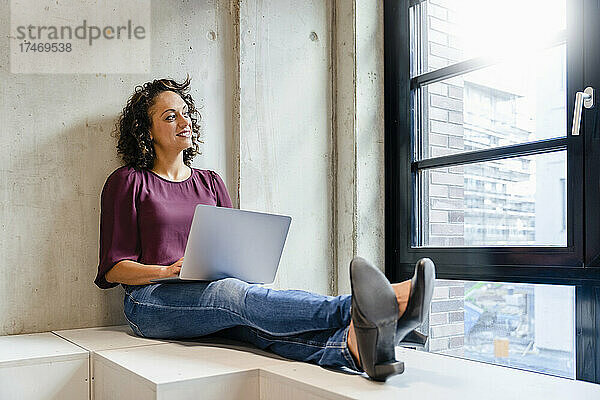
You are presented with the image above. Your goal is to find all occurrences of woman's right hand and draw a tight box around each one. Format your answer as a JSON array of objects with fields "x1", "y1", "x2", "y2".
[{"x1": 160, "y1": 257, "x2": 183, "y2": 278}]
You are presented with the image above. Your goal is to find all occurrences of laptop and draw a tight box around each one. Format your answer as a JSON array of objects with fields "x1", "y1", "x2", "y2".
[{"x1": 150, "y1": 204, "x2": 291, "y2": 284}]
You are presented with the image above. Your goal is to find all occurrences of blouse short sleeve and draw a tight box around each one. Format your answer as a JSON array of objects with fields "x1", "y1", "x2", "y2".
[
  {"x1": 210, "y1": 170, "x2": 233, "y2": 208},
  {"x1": 94, "y1": 167, "x2": 141, "y2": 289}
]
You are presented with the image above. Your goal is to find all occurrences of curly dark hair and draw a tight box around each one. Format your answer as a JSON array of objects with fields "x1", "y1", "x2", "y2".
[{"x1": 112, "y1": 75, "x2": 202, "y2": 169}]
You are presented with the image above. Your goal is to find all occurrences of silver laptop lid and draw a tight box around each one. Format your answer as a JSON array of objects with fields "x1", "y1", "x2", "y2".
[{"x1": 180, "y1": 205, "x2": 291, "y2": 283}]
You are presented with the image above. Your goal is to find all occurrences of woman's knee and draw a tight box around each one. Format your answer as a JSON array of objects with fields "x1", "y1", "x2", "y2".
[
  {"x1": 212, "y1": 277, "x2": 249, "y2": 292},
  {"x1": 204, "y1": 277, "x2": 250, "y2": 310}
]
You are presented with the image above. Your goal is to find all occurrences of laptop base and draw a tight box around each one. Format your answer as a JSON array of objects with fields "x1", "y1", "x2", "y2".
[{"x1": 149, "y1": 277, "x2": 211, "y2": 284}]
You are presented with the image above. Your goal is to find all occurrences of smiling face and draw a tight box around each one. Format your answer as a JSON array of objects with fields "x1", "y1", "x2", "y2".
[{"x1": 148, "y1": 90, "x2": 192, "y2": 157}]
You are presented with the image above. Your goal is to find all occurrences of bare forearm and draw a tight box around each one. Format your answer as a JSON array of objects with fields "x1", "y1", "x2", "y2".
[{"x1": 105, "y1": 260, "x2": 165, "y2": 285}]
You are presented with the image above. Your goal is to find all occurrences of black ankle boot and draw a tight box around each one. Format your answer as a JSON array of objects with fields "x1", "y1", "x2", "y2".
[
  {"x1": 350, "y1": 257, "x2": 404, "y2": 381},
  {"x1": 396, "y1": 258, "x2": 436, "y2": 345}
]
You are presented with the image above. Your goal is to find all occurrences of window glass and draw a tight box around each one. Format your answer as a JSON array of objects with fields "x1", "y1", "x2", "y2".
[
  {"x1": 418, "y1": 151, "x2": 567, "y2": 247},
  {"x1": 423, "y1": 279, "x2": 575, "y2": 379},
  {"x1": 411, "y1": 0, "x2": 566, "y2": 75},
  {"x1": 415, "y1": 44, "x2": 566, "y2": 160}
]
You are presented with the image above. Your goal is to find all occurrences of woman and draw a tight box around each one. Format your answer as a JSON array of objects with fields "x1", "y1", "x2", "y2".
[{"x1": 94, "y1": 76, "x2": 435, "y2": 381}]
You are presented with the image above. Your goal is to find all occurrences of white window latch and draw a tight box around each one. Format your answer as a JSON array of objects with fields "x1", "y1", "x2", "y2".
[{"x1": 571, "y1": 86, "x2": 594, "y2": 136}]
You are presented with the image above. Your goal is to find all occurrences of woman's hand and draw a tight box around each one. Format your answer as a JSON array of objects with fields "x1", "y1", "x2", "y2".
[{"x1": 160, "y1": 257, "x2": 183, "y2": 278}]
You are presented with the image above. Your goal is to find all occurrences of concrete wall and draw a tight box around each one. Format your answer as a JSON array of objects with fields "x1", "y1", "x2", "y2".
[
  {"x1": 0, "y1": 0, "x2": 386, "y2": 335},
  {"x1": 238, "y1": 0, "x2": 385, "y2": 295},
  {"x1": 0, "y1": 0, "x2": 237, "y2": 334},
  {"x1": 239, "y1": 0, "x2": 335, "y2": 294},
  {"x1": 335, "y1": 0, "x2": 386, "y2": 295}
]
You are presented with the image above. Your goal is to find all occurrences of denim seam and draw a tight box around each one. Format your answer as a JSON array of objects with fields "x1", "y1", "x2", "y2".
[
  {"x1": 253, "y1": 328, "x2": 346, "y2": 350},
  {"x1": 342, "y1": 346, "x2": 361, "y2": 372},
  {"x1": 123, "y1": 310, "x2": 145, "y2": 338},
  {"x1": 125, "y1": 292, "x2": 329, "y2": 338},
  {"x1": 254, "y1": 329, "x2": 327, "y2": 349},
  {"x1": 256, "y1": 330, "x2": 327, "y2": 348},
  {"x1": 253, "y1": 327, "x2": 358, "y2": 370},
  {"x1": 341, "y1": 325, "x2": 362, "y2": 372}
]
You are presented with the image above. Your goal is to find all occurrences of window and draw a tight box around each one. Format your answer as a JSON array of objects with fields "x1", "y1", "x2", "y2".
[
  {"x1": 426, "y1": 279, "x2": 575, "y2": 378},
  {"x1": 385, "y1": 0, "x2": 600, "y2": 383}
]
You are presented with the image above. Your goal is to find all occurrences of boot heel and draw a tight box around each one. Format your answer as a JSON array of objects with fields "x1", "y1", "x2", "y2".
[
  {"x1": 398, "y1": 330, "x2": 428, "y2": 348},
  {"x1": 375, "y1": 360, "x2": 405, "y2": 377},
  {"x1": 355, "y1": 324, "x2": 402, "y2": 381}
]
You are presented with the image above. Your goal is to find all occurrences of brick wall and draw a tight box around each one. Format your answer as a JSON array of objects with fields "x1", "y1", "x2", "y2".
[
  {"x1": 416, "y1": 0, "x2": 468, "y2": 356},
  {"x1": 422, "y1": 0, "x2": 465, "y2": 248},
  {"x1": 428, "y1": 280, "x2": 465, "y2": 356}
]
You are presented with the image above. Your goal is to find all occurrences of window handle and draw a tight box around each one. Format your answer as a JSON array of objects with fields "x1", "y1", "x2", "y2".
[{"x1": 571, "y1": 86, "x2": 594, "y2": 136}]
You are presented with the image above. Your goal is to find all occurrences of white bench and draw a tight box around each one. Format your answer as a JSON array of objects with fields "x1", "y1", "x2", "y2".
[
  {"x1": 0, "y1": 332, "x2": 89, "y2": 399},
  {"x1": 1, "y1": 325, "x2": 599, "y2": 399}
]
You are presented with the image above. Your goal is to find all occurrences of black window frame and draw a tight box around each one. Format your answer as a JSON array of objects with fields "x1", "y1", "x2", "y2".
[{"x1": 384, "y1": 0, "x2": 600, "y2": 383}]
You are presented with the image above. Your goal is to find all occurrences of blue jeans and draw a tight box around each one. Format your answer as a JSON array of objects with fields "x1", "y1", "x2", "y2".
[{"x1": 122, "y1": 278, "x2": 360, "y2": 371}]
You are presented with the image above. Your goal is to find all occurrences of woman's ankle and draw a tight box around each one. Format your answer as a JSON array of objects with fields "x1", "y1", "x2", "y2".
[
  {"x1": 347, "y1": 321, "x2": 361, "y2": 368},
  {"x1": 392, "y1": 280, "x2": 412, "y2": 317}
]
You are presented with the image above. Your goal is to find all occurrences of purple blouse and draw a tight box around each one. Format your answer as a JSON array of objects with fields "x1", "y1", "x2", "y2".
[{"x1": 94, "y1": 166, "x2": 233, "y2": 289}]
